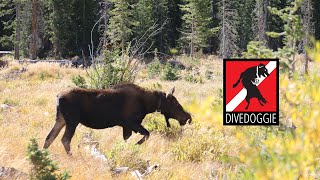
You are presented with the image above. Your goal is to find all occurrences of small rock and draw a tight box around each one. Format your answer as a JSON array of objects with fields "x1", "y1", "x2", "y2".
[
  {"x1": 0, "y1": 104, "x2": 10, "y2": 109},
  {"x1": 168, "y1": 60, "x2": 186, "y2": 70},
  {"x1": 131, "y1": 170, "x2": 143, "y2": 180},
  {"x1": 113, "y1": 167, "x2": 130, "y2": 175}
]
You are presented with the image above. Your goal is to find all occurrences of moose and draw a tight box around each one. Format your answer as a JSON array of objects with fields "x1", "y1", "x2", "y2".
[
  {"x1": 43, "y1": 83, "x2": 192, "y2": 155},
  {"x1": 233, "y1": 63, "x2": 269, "y2": 109}
]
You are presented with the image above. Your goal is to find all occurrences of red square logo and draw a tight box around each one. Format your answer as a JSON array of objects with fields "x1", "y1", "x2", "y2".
[{"x1": 223, "y1": 59, "x2": 279, "y2": 125}]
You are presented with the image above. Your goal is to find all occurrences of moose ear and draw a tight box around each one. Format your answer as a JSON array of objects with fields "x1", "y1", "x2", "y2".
[
  {"x1": 258, "y1": 63, "x2": 264, "y2": 68},
  {"x1": 166, "y1": 86, "x2": 175, "y2": 98}
]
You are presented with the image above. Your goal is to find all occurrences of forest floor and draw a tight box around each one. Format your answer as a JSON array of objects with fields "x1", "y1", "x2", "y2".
[{"x1": 0, "y1": 55, "x2": 318, "y2": 179}]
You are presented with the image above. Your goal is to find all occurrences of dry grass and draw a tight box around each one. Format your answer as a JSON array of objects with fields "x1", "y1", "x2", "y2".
[{"x1": 0, "y1": 56, "x2": 240, "y2": 179}]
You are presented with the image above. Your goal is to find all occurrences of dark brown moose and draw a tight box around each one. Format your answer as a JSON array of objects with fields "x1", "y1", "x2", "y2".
[{"x1": 43, "y1": 83, "x2": 192, "y2": 155}]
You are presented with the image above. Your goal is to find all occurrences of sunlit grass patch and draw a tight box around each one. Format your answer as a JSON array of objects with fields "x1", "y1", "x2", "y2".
[
  {"x1": 2, "y1": 97, "x2": 19, "y2": 106},
  {"x1": 23, "y1": 62, "x2": 81, "y2": 81},
  {"x1": 105, "y1": 140, "x2": 148, "y2": 172},
  {"x1": 170, "y1": 129, "x2": 228, "y2": 162},
  {"x1": 34, "y1": 97, "x2": 49, "y2": 107}
]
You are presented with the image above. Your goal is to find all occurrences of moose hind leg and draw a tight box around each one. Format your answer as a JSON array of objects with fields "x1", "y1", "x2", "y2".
[
  {"x1": 43, "y1": 109, "x2": 66, "y2": 149},
  {"x1": 61, "y1": 124, "x2": 77, "y2": 155}
]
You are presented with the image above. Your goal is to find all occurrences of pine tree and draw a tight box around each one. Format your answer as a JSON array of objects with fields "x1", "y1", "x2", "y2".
[
  {"x1": 151, "y1": 0, "x2": 169, "y2": 53},
  {"x1": 31, "y1": 0, "x2": 38, "y2": 60},
  {"x1": 314, "y1": 0, "x2": 320, "y2": 40},
  {"x1": 0, "y1": 0, "x2": 16, "y2": 50},
  {"x1": 266, "y1": 0, "x2": 286, "y2": 50},
  {"x1": 179, "y1": 0, "x2": 217, "y2": 57},
  {"x1": 134, "y1": 0, "x2": 154, "y2": 39},
  {"x1": 252, "y1": 0, "x2": 268, "y2": 45},
  {"x1": 14, "y1": 0, "x2": 20, "y2": 59},
  {"x1": 107, "y1": 0, "x2": 137, "y2": 55},
  {"x1": 218, "y1": 0, "x2": 239, "y2": 58},
  {"x1": 267, "y1": 0, "x2": 305, "y2": 78},
  {"x1": 132, "y1": 0, "x2": 156, "y2": 55},
  {"x1": 167, "y1": 0, "x2": 183, "y2": 50},
  {"x1": 237, "y1": 0, "x2": 255, "y2": 50}
]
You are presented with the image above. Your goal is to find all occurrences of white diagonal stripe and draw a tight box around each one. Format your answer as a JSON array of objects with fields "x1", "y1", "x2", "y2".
[{"x1": 226, "y1": 61, "x2": 277, "y2": 112}]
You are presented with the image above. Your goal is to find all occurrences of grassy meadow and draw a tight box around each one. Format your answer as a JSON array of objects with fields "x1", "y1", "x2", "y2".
[{"x1": 1, "y1": 54, "x2": 320, "y2": 179}]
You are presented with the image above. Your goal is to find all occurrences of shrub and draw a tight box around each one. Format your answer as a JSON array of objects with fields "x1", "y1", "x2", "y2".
[
  {"x1": 184, "y1": 72, "x2": 203, "y2": 83},
  {"x1": 242, "y1": 41, "x2": 275, "y2": 59},
  {"x1": 87, "y1": 48, "x2": 138, "y2": 89},
  {"x1": 72, "y1": 75, "x2": 87, "y2": 88},
  {"x1": 147, "y1": 59, "x2": 162, "y2": 78},
  {"x1": 169, "y1": 48, "x2": 179, "y2": 56},
  {"x1": 238, "y1": 74, "x2": 320, "y2": 179},
  {"x1": 237, "y1": 40, "x2": 320, "y2": 179},
  {"x1": 161, "y1": 63, "x2": 179, "y2": 81},
  {"x1": 143, "y1": 114, "x2": 182, "y2": 138},
  {"x1": 27, "y1": 138, "x2": 70, "y2": 180}
]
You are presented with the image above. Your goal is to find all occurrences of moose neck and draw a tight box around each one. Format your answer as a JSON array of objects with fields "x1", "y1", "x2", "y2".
[{"x1": 143, "y1": 91, "x2": 165, "y2": 113}]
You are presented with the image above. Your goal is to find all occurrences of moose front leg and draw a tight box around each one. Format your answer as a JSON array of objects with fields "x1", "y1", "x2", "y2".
[
  {"x1": 122, "y1": 126, "x2": 132, "y2": 141},
  {"x1": 165, "y1": 117, "x2": 171, "y2": 128},
  {"x1": 135, "y1": 125, "x2": 150, "y2": 145},
  {"x1": 127, "y1": 122, "x2": 150, "y2": 145}
]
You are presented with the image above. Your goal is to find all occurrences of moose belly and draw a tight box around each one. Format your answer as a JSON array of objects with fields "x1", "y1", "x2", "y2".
[{"x1": 79, "y1": 106, "x2": 124, "y2": 129}]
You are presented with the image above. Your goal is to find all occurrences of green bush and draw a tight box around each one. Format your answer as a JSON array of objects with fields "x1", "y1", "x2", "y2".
[
  {"x1": 169, "y1": 48, "x2": 179, "y2": 56},
  {"x1": 161, "y1": 63, "x2": 179, "y2": 81},
  {"x1": 87, "y1": 48, "x2": 138, "y2": 89},
  {"x1": 242, "y1": 41, "x2": 275, "y2": 59},
  {"x1": 27, "y1": 138, "x2": 70, "y2": 180},
  {"x1": 72, "y1": 75, "x2": 86, "y2": 88},
  {"x1": 143, "y1": 114, "x2": 182, "y2": 138},
  {"x1": 147, "y1": 59, "x2": 162, "y2": 78},
  {"x1": 184, "y1": 72, "x2": 203, "y2": 83}
]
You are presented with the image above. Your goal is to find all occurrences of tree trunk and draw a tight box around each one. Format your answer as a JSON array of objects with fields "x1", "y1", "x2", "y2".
[
  {"x1": 302, "y1": 0, "x2": 314, "y2": 75},
  {"x1": 222, "y1": 0, "x2": 225, "y2": 58},
  {"x1": 103, "y1": 1, "x2": 109, "y2": 47},
  {"x1": 31, "y1": 0, "x2": 38, "y2": 60},
  {"x1": 82, "y1": 0, "x2": 87, "y2": 61},
  {"x1": 14, "y1": 2, "x2": 21, "y2": 60},
  {"x1": 190, "y1": 18, "x2": 195, "y2": 58},
  {"x1": 254, "y1": 0, "x2": 268, "y2": 45}
]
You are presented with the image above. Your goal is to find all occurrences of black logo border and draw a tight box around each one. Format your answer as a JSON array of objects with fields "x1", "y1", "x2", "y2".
[{"x1": 223, "y1": 58, "x2": 280, "y2": 126}]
